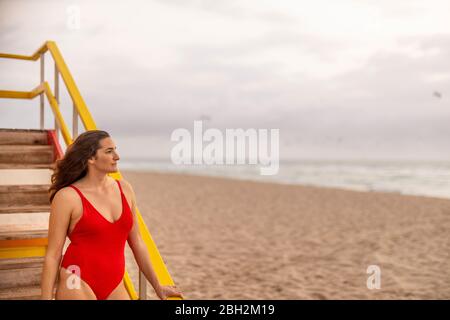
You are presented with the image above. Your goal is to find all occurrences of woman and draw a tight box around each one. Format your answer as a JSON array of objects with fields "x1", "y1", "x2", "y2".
[{"x1": 41, "y1": 130, "x2": 183, "y2": 300}]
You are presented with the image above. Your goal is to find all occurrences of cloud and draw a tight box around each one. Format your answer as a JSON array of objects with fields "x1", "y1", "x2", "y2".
[{"x1": 1, "y1": 0, "x2": 450, "y2": 160}]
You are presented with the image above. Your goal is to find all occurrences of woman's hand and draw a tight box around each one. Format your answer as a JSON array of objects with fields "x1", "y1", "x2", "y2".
[{"x1": 156, "y1": 285, "x2": 184, "y2": 300}]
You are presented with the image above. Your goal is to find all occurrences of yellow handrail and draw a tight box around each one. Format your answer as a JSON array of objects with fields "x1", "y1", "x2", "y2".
[
  {"x1": 0, "y1": 41, "x2": 179, "y2": 300},
  {"x1": 0, "y1": 41, "x2": 96, "y2": 131},
  {"x1": 0, "y1": 42, "x2": 47, "y2": 60}
]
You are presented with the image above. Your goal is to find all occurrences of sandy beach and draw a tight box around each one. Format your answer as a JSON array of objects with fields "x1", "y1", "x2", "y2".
[
  {"x1": 3, "y1": 168, "x2": 448, "y2": 299},
  {"x1": 121, "y1": 170, "x2": 450, "y2": 300}
]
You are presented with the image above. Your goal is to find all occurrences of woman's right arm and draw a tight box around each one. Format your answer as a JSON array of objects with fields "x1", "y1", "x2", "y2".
[{"x1": 40, "y1": 188, "x2": 74, "y2": 300}]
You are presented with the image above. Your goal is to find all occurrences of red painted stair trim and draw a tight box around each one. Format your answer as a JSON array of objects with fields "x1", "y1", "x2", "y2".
[{"x1": 46, "y1": 130, "x2": 64, "y2": 161}]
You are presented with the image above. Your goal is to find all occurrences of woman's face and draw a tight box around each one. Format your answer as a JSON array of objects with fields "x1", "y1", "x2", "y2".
[{"x1": 89, "y1": 137, "x2": 120, "y2": 173}]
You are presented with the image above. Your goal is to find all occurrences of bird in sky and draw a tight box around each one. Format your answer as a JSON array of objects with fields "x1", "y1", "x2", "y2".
[{"x1": 433, "y1": 91, "x2": 442, "y2": 99}]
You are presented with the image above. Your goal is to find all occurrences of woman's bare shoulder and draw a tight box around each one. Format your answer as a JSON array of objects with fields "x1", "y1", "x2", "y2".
[
  {"x1": 50, "y1": 187, "x2": 81, "y2": 225},
  {"x1": 118, "y1": 178, "x2": 137, "y2": 205},
  {"x1": 52, "y1": 186, "x2": 80, "y2": 206},
  {"x1": 118, "y1": 178, "x2": 134, "y2": 193}
]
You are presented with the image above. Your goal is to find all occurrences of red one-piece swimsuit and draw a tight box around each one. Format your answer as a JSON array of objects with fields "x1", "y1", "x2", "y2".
[{"x1": 60, "y1": 179, "x2": 134, "y2": 300}]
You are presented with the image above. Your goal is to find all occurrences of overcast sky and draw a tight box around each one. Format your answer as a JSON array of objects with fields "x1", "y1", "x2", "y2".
[{"x1": 1, "y1": 0, "x2": 450, "y2": 160}]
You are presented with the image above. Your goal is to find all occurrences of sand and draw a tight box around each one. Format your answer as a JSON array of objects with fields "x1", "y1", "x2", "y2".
[
  {"x1": 2, "y1": 169, "x2": 448, "y2": 299},
  {"x1": 122, "y1": 170, "x2": 450, "y2": 300}
]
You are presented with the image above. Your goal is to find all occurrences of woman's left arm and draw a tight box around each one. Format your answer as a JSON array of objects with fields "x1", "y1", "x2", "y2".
[{"x1": 122, "y1": 179, "x2": 183, "y2": 300}]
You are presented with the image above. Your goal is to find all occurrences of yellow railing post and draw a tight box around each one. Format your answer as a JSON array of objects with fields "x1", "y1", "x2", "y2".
[
  {"x1": 73, "y1": 103, "x2": 78, "y2": 140},
  {"x1": 54, "y1": 61, "x2": 60, "y2": 142},
  {"x1": 40, "y1": 52, "x2": 45, "y2": 129}
]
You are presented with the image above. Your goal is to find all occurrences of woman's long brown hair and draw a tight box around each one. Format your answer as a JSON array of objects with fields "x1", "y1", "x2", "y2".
[{"x1": 49, "y1": 130, "x2": 110, "y2": 203}]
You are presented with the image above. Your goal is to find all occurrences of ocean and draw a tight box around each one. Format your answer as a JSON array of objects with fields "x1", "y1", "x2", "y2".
[{"x1": 119, "y1": 159, "x2": 450, "y2": 200}]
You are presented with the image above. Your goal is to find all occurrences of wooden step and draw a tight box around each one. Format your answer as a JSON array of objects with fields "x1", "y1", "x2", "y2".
[
  {"x1": 0, "y1": 257, "x2": 44, "y2": 289},
  {"x1": 0, "y1": 285, "x2": 43, "y2": 300},
  {"x1": 0, "y1": 129, "x2": 48, "y2": 146},
  {"x1": 0, "y1": 169, "x2": 52, "y2": 185},
  {"x1": 0, "y1": 212, "x2": 49, "y2": 227},
  {"x1": 0, "y1": 163, "x2": 54, "y2": 169},
  {"x1": 0, "y1": 185, "x2": 50, "y2": 210},
  {"x1": 0, "y1": 145, "x2": 54, "y2": 166},
  {"x1": 0, "y1": 205, "x2": 50, "y2": 214},
  {"x1": 0, "y1": 224, "x2": 48, "y2": 241}
]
